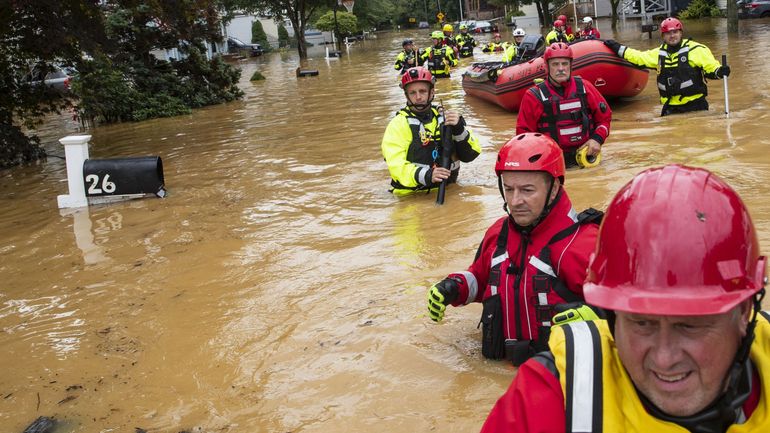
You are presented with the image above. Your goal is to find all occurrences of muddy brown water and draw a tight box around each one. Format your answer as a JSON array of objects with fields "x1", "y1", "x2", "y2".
[{"x1": 1, "y1": 17, "x2": 770, "y2": 433}]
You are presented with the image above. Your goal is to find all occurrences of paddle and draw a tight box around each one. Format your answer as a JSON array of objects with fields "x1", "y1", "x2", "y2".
[
  {"x1": 436, "y1": 111, "x2": 454, "y2": 206},
  {"x1": 722, "y1": 54, "x2": 730, "y2": 118}
]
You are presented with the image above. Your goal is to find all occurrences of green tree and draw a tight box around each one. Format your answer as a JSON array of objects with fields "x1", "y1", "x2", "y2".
[
  {"x1": 0, "y1": 0, "x2": 105, "y2": 168},
  {"x1": 679, "y1": 0, "x2": 722, "y2": 18},
  {"x1": 252, "y1": 20, "x2": 271, "y2": 51},
  {"x1": 278, "y1": 23, "x2": 293, "y2": 48},
  {"x1": 236, "y1": 0, "x2": 327, "y2": 59},
  {"x1": 350, "y1": 0, "x2": 396, "y2": 30},
  {"x1": 75, "y1": 1, "x2": 243, "y2": 125},
  {"x1": 316, "y1": 11, "x2": 358, "y2": 36}
]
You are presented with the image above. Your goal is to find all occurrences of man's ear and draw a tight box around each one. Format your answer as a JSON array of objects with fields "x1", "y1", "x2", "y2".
[
  {"x1": 549, "y1": 178, "x2": 562, "y2": 202},
  {"x1": 738, "y1": 299, "x2": 753, "y2": 337}
]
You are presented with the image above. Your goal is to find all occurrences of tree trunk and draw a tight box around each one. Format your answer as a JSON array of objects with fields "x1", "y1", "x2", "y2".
[
  {"x1": 288, "y1": 14, "x2": 307, "y2": 59},
  {"x1": 611, "y1": 0, "x2": 620, "y2": 30},
  {"x1": 727, "y1": 0, "x2": 738, "y2": 33},
  {"x1": 539, "y1": 0, "x2": 551, "y2": 27},
  {"x1": 535, "y1": 1, "x2": 543, "y2": 26}
]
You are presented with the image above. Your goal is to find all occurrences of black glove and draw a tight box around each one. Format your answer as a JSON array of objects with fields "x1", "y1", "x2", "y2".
[
  {"x1": 603, "y1": 39, "x2": 622, "y2": 56},
  {"x1": 716, "y1": 65, "x2": 731, "y2": 79},
  {"x1": 450, "y1": 116, "x2": 466, "y2": 135},
  {"x1": 427, "y1": 277, "x2": 461, "y2": 322}
]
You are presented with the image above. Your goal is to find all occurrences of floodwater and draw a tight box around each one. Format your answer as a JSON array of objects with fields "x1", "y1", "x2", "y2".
[{"x1": 1, "y1": 17, "x2": 770, "y2": 433}]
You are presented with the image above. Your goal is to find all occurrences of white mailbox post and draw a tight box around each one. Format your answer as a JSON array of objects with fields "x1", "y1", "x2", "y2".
[{"x1": 57, "y1": 135, "x2": 92, "y2": 209}]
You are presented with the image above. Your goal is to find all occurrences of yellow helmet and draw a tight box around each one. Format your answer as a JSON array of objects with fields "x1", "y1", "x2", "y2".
[
  {"x1": 443, "y1": 24, "x2": 453, "y2": 33},
  {"x1": 576, "y1": 145, "x2": 601, "y2": 168}
]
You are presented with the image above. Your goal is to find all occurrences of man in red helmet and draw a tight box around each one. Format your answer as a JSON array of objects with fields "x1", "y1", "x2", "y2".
[
  {"x1": 481, "y1": 164, "x2": 770, "y2": 432},
  {"x1": 481, "y1": 32, "x2": 506, "y2": 53},
  {"x1": 381, "y1": 67, "x2": 480, "y2": 196},
  {"x1": 427, "y1": 133, "x2": 601, "y2": 366},
  {"x1": 517, "y1": 43, "x2": 611, "y2": 168},
  {"x1": 604, "y1": 17, "x2": 730, "y2": 116},
  {"x1": 545, "y1": 19, "x2": 573, "y2": 45},
  {"x1": 557, "y1": 14, "x2": 574, "y2": 38}
]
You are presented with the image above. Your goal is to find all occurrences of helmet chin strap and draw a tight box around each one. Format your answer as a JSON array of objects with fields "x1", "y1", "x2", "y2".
[{"x1": 634, "y1": 289, "x2": 766, "y2": 433}]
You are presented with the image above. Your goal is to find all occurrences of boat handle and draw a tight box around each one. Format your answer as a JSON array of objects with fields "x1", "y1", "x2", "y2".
[{"x1": 594, "y1": 78, "x2": 606, "y2": 87}]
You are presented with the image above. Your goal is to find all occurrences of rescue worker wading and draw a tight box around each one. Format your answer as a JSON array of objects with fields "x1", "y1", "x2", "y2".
[
  {"x1": 604, "y1": 17, "x2": 730, "y2": 116},
  {"x1": 441, "y1": 23, "x2": 459, "y2": 57},
  {"x1": 482, "y1": 164, "x2": 770, "y2": 433},
  {"x1": 578, "y1": 16, "x2": 600, "y2": 39},
  {"x1": 557, "y1": 14, "x2": 574, "y2": 38},
  {"x1": 545, "y1": 20, "x2": 574, "y2": 45},
  {"x1": 482, "y1": 33, "x2": 507, "y2": 53},
  {"x1": 427, "y1": 133, "x2": 600, "y2": 366},
  {"x1": 517, "y1": 43, "x2": 611, "y2": 167},
  {"x1": 502, "y1": 28, "x2": 526, "y2": 63},
  {"x1": 420, "y1": 31, "x2": 458, "y2": 78},
  {"x1": 455, "y1": 24, "x2": 477, "y2": 58},
  {"x1": 394, "y1": 39, "x2": 419, "y2": 75},
  {"x1": 381, "y1": 67, "x2": 480, "y2": 196}
]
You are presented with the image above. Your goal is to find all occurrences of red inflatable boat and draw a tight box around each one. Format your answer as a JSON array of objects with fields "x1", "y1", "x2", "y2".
[{"x1": 462, "y1": 39, "x2": 649, "y2": 111}]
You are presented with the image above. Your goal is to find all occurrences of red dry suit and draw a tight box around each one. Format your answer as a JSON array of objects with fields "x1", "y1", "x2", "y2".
[
  {"x1": 516, "y1": 76, "x2": 611, "y2": 154},
  {"x1": 446, "y1": 190, "x2": 598, "y2": 360}
]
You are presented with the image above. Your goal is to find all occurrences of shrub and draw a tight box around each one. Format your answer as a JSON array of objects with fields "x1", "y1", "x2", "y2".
[
  {"x1": 680, "y1": 0, "x2": 722, "y2": 18},
  {"x1": 252, "y1": 20, "x2": 271, "y2": 52}
]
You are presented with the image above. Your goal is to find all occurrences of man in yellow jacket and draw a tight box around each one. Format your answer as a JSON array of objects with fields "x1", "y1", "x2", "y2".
[
  {"x1": 545, "y1": 20, "x2": 574, "y2": 45},
  {"x1": 482, "y1": 164, "x2": 770, "y2": 433},
  {"x1": 420, "y1": 31, "x2": 458, "y2": 78},
  {"x1": 604, "y1": 17, "x2": 730, "y2": 116},
  {"x1": 381, "y1": 67, "x2": 480, "y2": 196}
]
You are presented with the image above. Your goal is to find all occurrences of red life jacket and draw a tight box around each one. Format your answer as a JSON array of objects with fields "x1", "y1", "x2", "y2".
[
  {"x1": 529, "y1": 77, "x2": 593, "y2": 151},
  {"x1": 478, "y1": 196, "x2": 602, "y2": 363}
]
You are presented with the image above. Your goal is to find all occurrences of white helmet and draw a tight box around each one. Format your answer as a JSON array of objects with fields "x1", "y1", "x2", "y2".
[
  {"x1": 582, "y1": 16, "x2": 593, "y2": 24},
  {"x1": 513, "y1": 28, "x2": 526, "y2": 37}
]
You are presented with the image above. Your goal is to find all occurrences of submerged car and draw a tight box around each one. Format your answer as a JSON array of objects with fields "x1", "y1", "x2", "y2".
[
  {"x1": 738, "y1": 0, "x2": 770, "y2": 17},
  {"x1": 227, "y1": 37, "x2": 264, "y2": 56},
  {"x1": 472, "y1": 20, "x2": 499, "y2": 33},
  {"x1": 26, "y1": 65, "x2": 77, "y2": 93}
]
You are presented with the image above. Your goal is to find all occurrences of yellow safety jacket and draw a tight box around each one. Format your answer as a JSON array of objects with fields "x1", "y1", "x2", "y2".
[
  {"x1": 545, "y1": 29, "x2": 574, "y2": 45},
  {"x1": 620, "y1": 39, "x2": 721, "y2": 107},
  {"x1": 482, "y1": 41, "x2": 508, "y2": 53},
  {"x1": 381, "y1": 106, "x2": 480, "y2": 195},
  {"x1": 419, "y1": 46, "x2": 457, "y2": 78},
  {"x1": 394, "y1": 49, "x2": 418, "y2": 73},
  {"x1": 549, "y1": 313, "x2": 770, "y2": 432},
  {"x1": 502, "y1": 44, "x2": 519, "y2": 63}
]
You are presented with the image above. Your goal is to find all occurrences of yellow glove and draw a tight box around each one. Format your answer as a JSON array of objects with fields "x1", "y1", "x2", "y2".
[
  {"x1": 552, "y1": 304, "x2": 600, "y2": 326},
  {"x1": 427, "y1": 277, "x2": 461, "y2": 322}
]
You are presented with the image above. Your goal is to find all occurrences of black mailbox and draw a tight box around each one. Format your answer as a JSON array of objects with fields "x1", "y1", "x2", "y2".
[
  {"x1": 82, "y1": 156, "x2": 165, "y2": 197},
  {"x1": 641, "y1": 24, "x2": 659, "y2": 33}
]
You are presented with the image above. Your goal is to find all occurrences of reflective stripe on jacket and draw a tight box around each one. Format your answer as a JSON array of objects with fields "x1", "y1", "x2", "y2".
[{"x1": 549, "y1": 315, "x2": 770, "y2": 432}]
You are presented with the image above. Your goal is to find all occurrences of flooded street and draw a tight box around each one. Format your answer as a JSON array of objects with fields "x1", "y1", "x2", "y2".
[{"x1": 2, "y1": 17, "x2": 770, "y2": 432}]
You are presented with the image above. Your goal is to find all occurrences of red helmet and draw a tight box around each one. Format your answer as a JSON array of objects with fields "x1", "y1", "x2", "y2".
[
  {"x1": 400, "y1": 67, "x2": 434, "y2": 89},
  {"x1": 493, "y1": 32, "x2": 501, "y2": 39},
  {"x1": 660, "y1": 17, "x2": 683, "y2": 34},
  {"x1": 544, "y1": 42, "x2": 573, "y2": 62},
  {"x1": 584, "y1": 165, "x2": 766, "y2": 316},
  {"x1": 553, "y1": 19, "x2": 564, "y2": 28},
  {"x1": 558, "y1": 14, "x2": 568, "y2": 22},
  {"x1": 495, "y1": 133, "x2": 565, "y2": 182}
]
